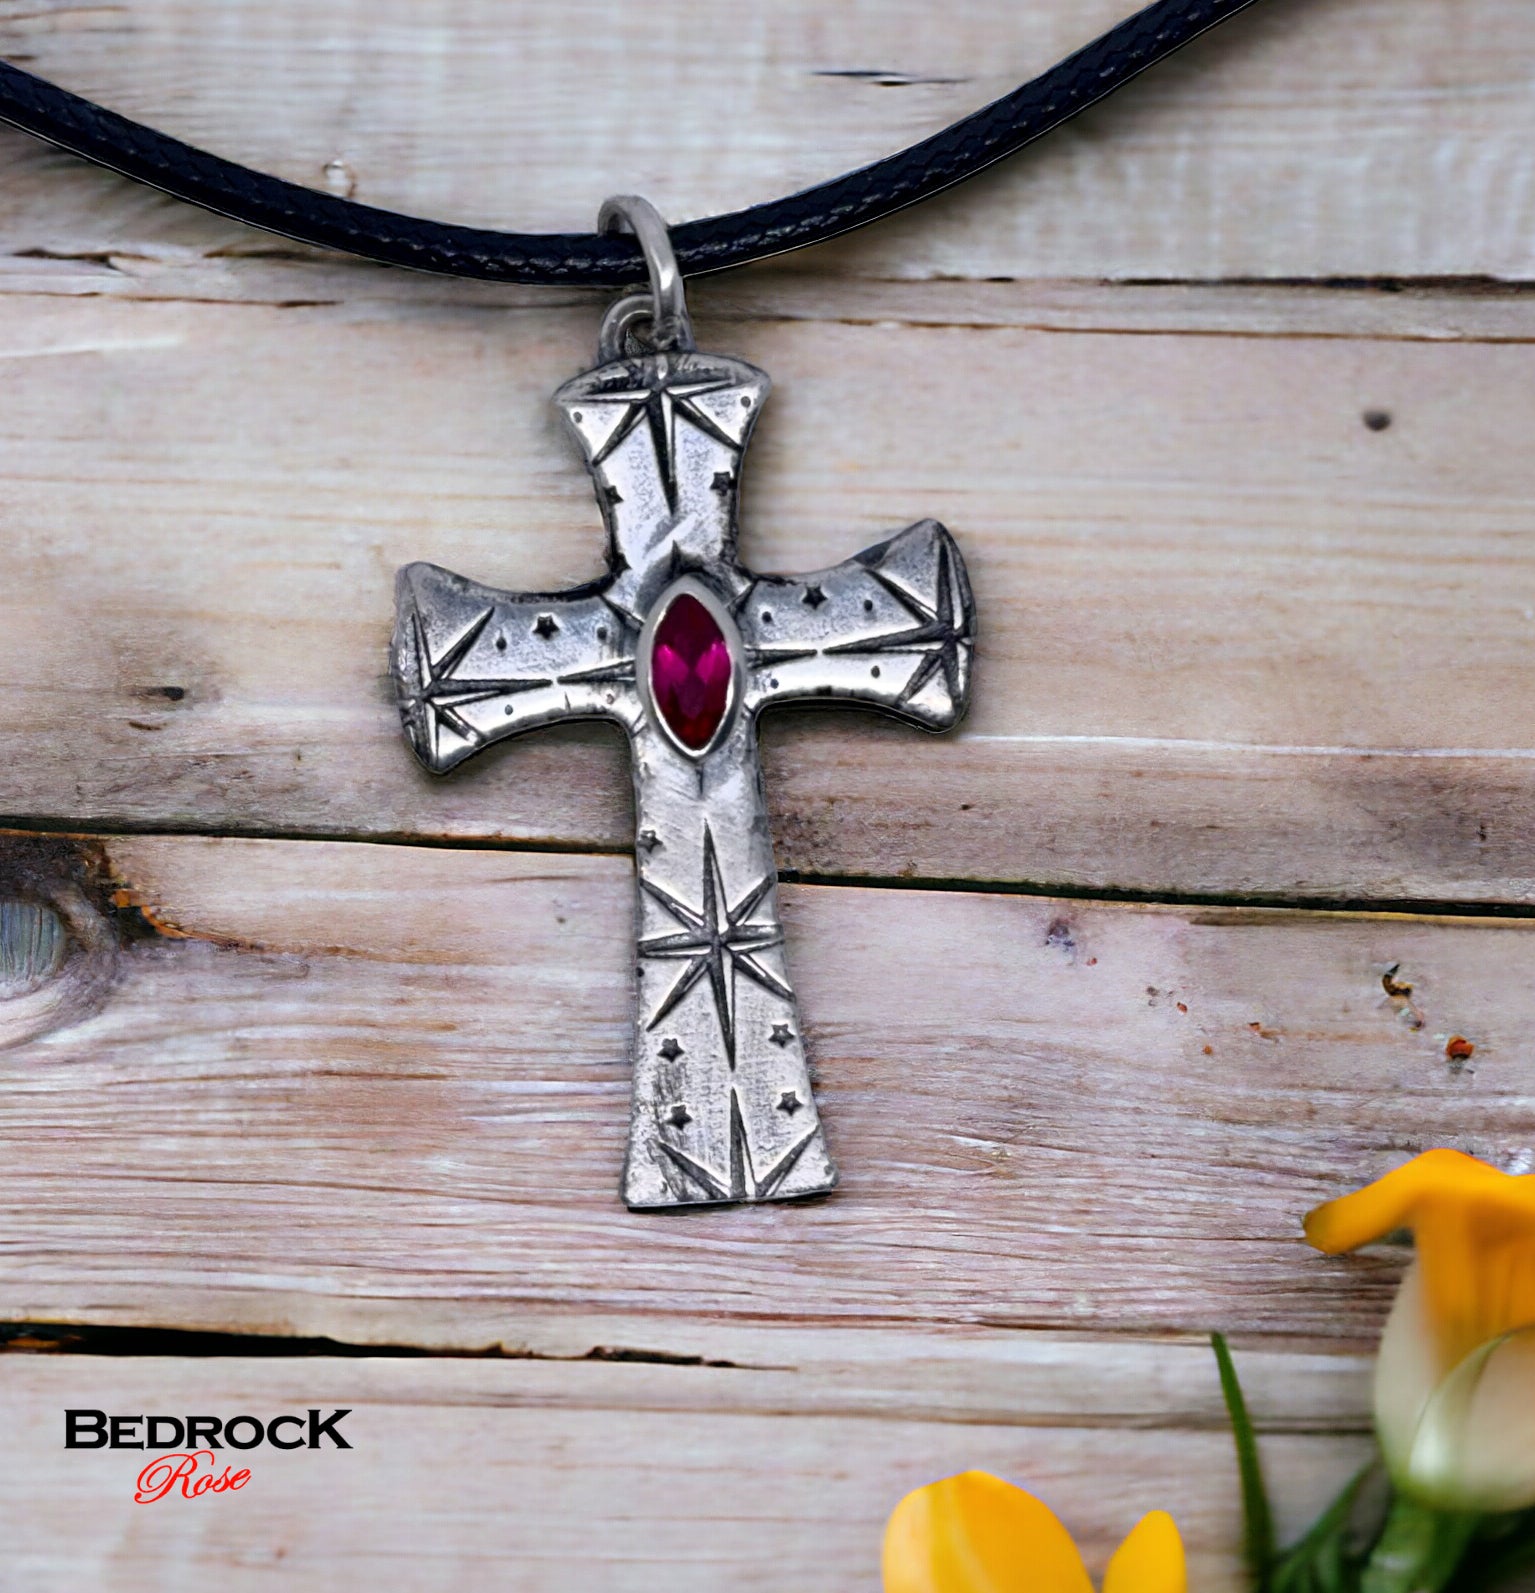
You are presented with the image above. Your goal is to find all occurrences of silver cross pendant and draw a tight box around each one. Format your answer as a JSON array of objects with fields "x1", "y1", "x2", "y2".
[{"x1": 391, "y1": 198, "x2": 977, "y2": 1209}]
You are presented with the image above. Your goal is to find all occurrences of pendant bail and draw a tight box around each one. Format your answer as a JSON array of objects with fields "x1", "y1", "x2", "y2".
[{"x1": 598, "y1": 195, "x2": 695, "y2": 363}]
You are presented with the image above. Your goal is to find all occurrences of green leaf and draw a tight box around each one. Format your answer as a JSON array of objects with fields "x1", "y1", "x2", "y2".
[
  {"x1": 1362, "y1": 1497, "x2": 1480, "y2": 1593},
  {"x1": 1270, "y1": 1467, "x2": 1375, "y2": 1593},
  {"x1": 1213, "y1": 1332, "x2": 1278, "y2": 1592}
]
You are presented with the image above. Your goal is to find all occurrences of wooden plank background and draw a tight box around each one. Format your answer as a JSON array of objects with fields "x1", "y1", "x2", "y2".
[{"x1": 0, "y1": 1, "x2": 1532, "y2": 1587}]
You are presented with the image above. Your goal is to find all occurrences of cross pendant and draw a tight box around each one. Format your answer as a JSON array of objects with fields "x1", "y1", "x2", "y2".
[{"x1": 392, "y1": 307, "x2": 975, "y2": 1209}]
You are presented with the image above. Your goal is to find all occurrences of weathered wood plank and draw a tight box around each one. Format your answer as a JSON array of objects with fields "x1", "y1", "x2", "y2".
[
  {"x1": 3, "y1": 288, "x2": 1535, "y2": 902},
  {"x1": 0, "y1": 829, "x2": 1528, "y2": 1346},
  {"x1": 0, "y1": 0, "x2": 1529, "y2": 280},
  {"x1": 0, "y1": 1356, "x2": 1369, "y2": 1593},
  {"x1": 0, "y1": 7, "x2": 1499, "y2": 1584}
]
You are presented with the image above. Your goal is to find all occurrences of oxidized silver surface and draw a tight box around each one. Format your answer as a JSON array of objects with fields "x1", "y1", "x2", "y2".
[{"x1": 391, "y1": 333, "x2": 976, "y2": 1209}]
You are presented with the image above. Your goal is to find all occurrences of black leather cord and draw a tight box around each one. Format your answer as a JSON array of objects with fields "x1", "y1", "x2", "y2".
[{"x1": 0, "y1": 0, "x2": 1267, "y2": 285}]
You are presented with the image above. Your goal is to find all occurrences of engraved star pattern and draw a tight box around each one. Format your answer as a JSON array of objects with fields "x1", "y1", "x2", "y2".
[
  {"x1": 399, "y1": 606, "x2": 549, "y2": 764},
  {"x1": 658, "y1": 1090, "x2": 819, "y2": 1204},
  {"x1": 829, "y1": 537, "x2": 972, "y2": 707},
  {"x1": 585, "y1": 356, "x2": 742, "y2": 511},
  {"x1": 638, "y1": 825, "x2": 791, "y2": 1066}
]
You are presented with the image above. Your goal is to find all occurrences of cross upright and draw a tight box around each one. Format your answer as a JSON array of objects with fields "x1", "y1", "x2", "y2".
[{"x1": 392, "y1": 324, "x2": 975, "y2": 1210}]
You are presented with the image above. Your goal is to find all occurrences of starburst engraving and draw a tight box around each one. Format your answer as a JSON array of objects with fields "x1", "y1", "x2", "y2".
[
  {"x1": 658, "y1": 1090, "x2": 819, "y2": 1204},
  {"x1": 638, "y1": 825, "x2": 790, "y2": 1067},
  {"x1": 830, "y1": 537, "x2": 972, "y2": 707},
  {"x1": 398, "y1": 606, "x2": 549, "y2": 765},
  {"x1": 585, "y1": 356, "x2": 742, "y2": 511}
]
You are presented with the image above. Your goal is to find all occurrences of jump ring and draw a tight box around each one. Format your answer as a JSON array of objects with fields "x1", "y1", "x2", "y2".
[
  {"x1": 598, "y1": 292, "x2": 662, "y2": 364},
  {"x1": 597, "y1": 195, "x2": 694, "y2": 359}
]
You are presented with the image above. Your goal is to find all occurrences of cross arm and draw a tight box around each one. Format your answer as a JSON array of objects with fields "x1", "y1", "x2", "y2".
[
  {"x1": 392, "y1": 561, "x2": 638, "y2": 774},
  {"x1": 737, "y1": 520, "x2": 976, "y2": 731}
]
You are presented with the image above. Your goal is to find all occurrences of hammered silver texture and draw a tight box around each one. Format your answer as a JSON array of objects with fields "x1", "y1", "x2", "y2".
[{"x1": 392, "y1": 346, "x2": 976, "y2": 1209}]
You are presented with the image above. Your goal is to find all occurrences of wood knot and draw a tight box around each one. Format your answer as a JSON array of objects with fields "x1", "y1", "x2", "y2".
[
  {"x1": 0, "y1": 834, "x2": 120, "y2": 1048},
  {"x1": 0, "y1": 899, "x2": 67, "y2": 997}
]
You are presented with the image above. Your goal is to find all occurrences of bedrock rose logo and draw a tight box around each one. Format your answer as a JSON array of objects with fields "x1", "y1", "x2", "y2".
[{"x1": 64, "y1": 1407, "x2": 353, "y2": 1501}]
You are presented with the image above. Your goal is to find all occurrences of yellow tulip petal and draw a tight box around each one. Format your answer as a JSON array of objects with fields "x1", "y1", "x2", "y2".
[
  {"x1": 1310, "y1": 1151, "x2": 1535, "y2": 1511},
  {"x1": 1394, "y1": 1325, "x2": 1535, "y2": 1513},
  {"x1": 1302, "y1": 1149, "x2": 1518, "y2": 1255},
  {"x1": 1103, "y1": 1512, "x2": 1186, "y2": 1593},
  {"x1": 882, "y1": 1472, "x2": 1095, "y2": 1593},
  {"x1": 1307, "y1": 1150, "x2": 1535, "y2": 1371}
]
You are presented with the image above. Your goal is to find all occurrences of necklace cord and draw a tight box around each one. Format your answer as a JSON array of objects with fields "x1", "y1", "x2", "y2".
[{"x1": 0, "y1": 0, "x2": 1267, "y2": 286}]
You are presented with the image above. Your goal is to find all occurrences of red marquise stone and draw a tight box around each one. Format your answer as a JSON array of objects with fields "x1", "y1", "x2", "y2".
[{"x1": 650, "y1": 593, "x2": 732, "y2": 750}]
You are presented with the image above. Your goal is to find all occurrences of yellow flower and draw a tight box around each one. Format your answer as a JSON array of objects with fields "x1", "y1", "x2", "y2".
[
  {"x1": 882, "y1": 1470, "x2": 1185, "y2": 1593},
  {"x1": 1305, "y1": 1147, "x2": 1535, "y2": 1512}
]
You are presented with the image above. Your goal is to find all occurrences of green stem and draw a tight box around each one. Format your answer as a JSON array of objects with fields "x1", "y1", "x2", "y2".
[
  {"x1": 1362, "y1": 1497, "x2": 1481, "y2": 1593},
  {"x1": 1212, "y1": 1332, "x2": 1275, "y2": 1590}
]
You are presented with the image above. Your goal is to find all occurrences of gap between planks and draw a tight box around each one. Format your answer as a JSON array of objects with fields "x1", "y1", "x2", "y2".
[
  {"x1": 14, "y1": 815, "x2": 1535, "y2": 924},
  {"x1": 0, "y1": 1318, "x2": 1371, "y2": 1434},
  {"x1": 3, "y1": 253, "x2": 1535, "y2": 341}
]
